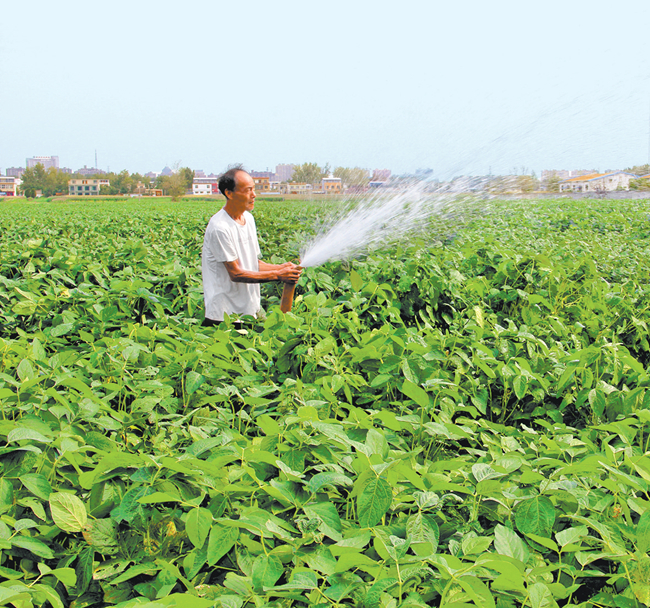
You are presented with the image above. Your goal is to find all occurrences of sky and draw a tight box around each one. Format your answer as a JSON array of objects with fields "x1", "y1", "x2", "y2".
[{"x1": 2, "y1": 0, "x2": 650, "y2": 179}]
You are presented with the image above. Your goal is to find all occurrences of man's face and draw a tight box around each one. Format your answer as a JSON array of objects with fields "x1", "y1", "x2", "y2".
[{"x1": 228, "y1": 171, "x2": 256, "y2": 211}]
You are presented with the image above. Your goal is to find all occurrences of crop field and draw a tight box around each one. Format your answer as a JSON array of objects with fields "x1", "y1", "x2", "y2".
[{"x1": 2, "y1": 196, "x2": 650, "y2": 608}]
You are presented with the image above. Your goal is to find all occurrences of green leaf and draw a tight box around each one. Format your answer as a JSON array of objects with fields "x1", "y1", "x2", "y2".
[
  {"x1": 11, "y1": 536, "x2": 54, "y2": 559},
  {"x1": 251, "y1": 554, "x2": 283, "y2": 591},
  {"x1": 185, "y1": 371, "x2": 205, "y2": 396},
  {"x1": 186, "y1": 507, "x2": 212, "y2": 549},
  {"x1": 20, "y1": 473, "x2": 52, "y2": 500},
  {"x1": 357, "y1": 477, "x2": 392, "y2": 527},
  {"x1": 75, "y1": 547, "x2": 94, "y2": 595},
  {"x1": 82, "y1": 518, "x2": 119, "y2": 554},
  {"x1": 515, "y1": 496, "x2": 555, "y2": 538},
  {"x1": 49, "y1": 492, "x2": 88, "y2": 532},
  {"x1": 637, "y1": 510, "x2": 650, "y2": 553},
  {"x1": 307, "y1": 472, "x2": 354, "y2": 494},
  {"x1": 406, "y1": 511, "x2": 439, "y2": 550},
  {"x1": 207, "y1": 524, "x2": 238, "y2": 566},
  {"x1": 0, "y1": 479, "x2": 14, "y2": 514},
  {"x1": 401, "y1": 379, "x2": 430, "y2": 408},
  {"x1": 350, "y1": 269, "x2": 363, "y2": 291},
  {"x1": 494, "y1": 525, "x2": 529, "y2": 564},
  {"x1": 7, "y1": 428, "x2": 52, "y2": 444}
]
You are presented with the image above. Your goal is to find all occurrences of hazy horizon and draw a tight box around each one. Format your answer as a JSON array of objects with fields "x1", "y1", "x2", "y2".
[{"x1": 3, "y1": 0, "x2": 650, "y2": 180}]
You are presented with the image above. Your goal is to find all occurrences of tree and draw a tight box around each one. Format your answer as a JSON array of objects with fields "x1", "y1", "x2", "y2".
[
  {"x1": 625, "y1": 164, "x2": 650, "y2": 176},
  {"x1": 333, "y1": 167, "x2": 370, "y2": 188},
  {"x1": 19, "y1": 163, "x2": 47, "y2": 195},
  {"x1": 291, "y1": 162, "x2": 330, "y2": 184},
  {"x1": 545, "y1": 175, "x2": 561, "y2": 192},
  {"x1": 179, "y1": 167, "x2": 194, "y2": 191}
]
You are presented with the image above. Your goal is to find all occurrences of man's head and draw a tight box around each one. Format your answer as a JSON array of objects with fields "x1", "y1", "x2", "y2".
[{"x1": 219, "y1": 167, "x2": 256, "y2": 212}]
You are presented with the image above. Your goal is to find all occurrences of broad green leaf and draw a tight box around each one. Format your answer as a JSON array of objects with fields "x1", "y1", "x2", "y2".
[
  {"x1": 82, "y1": 519, "x2": 119, "y2": 554},
  {"x1": 7, "y1": 428, "x2": 52, "y2": 444},
  {"x1": 17, "y1": 359, "x2": 35, "y2": 382},
  {"x1": 637, "y1": 510, "x2": 650, "y2": 553},
  {"x1": 251, "y1": 554, "x2": 283, "y2": 591},
  {"x1": 11, "y1": 536, "x2": 54, "y2": 559},
  {"x1": 186, "y1": 507, "x2": 212, "y2": 549},
  {"x1": 529, "y1": 582, "x2": 554, "y2": 608},
  {"x1": 494, "y1": 525, "x2": 529, "y2": 564},
  {"x1": 307, "y1": 472, "x2": 354, "y2": 494},
  {"x1": 357, "y1": 477, "x2": 392, "y2": 527},
  {"x1": 458, "y1": 575, "x2": 495, "y2": 608},
  {"x1": 401, "y1": 379, "x2": 430, "y2": 408},
  {"x1": 0, "y1": 479, "x2": 13, "y2": 514},
  {"x1": 49, "y1": 492, "x2": 87, "y2": 532},
  {"x1": 515, "y1": 496, "x2": 555, "y2": 538},
  {"x1": 20, "y1": 473, "x2": 52, "y2": 500},
  {"x1": 75, "y1": 547, "x2": 94, "y2": 595},
  {"x1": 207, "y1": 524, "x2": 238, "y2": 566},
  {"x1": 406, "y1": 511, "x2": 439, "y2": 551},
  {"x1": 350, "y1": 269, "x2": 363, "y2": 291},
  {"x1": 185, "y1": 371, "x2": 205, "y2": 396}
]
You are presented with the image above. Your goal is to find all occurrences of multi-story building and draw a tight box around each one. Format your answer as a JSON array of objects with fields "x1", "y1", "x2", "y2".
[
  {"x1": 0, "y1": 176, "x2": 19, "y2": 196},
  {"x1": 252, "y1": 176, "x2": 270, "y2": 192},
  {"x1": 275, "y1": 164, "x2": 295, "y2": 182},
  {"x1": 322, "y1": 176, "x2": 342, "y2": 194},
  {"x1": 68, "y1": 178, "x2": 110, "y2": 196},
  {"x1": 133, "y1": 182, "x2": 163, "y2": 197},
  {"x1": 6, "y1": 167, "x2": 25, "y2": 177},
  {"x1": 192, "y1": 177, "x2": 220, "y2": 196},
  {"x1": 27, "y1": 156, "x2": 59, "y2": 169},
  {"x1": 559, "y1": 171, "x2": 637, "y2": 192},
  {"x1": 76, "y1": 166, "x2": 106, "y2": 176},
  {"x1": 279, "y1": 183, "x2": 312, "y2": 195}
]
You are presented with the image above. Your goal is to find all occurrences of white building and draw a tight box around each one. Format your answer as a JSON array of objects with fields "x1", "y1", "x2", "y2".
[
  {"x1": 193, "y1": 177, "x2": 220, "y2": 195},
  {"x1": 0, "y1": 176, "x2": 20, "y2": 196},
  {"x1": 559, "y1": 171, "x2": 637, "y2": 192},
  {"x1": 279, "y1": 183, "x2": 312, "y2": 194},
  {"x1": 27, "y1": 156, "x2": 59, "y2": 169},
  {"x1": 68, "y1": 178, "x2": 110, "y2": 195}
]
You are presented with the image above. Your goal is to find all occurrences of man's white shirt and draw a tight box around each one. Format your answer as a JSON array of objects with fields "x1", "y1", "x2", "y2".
[{"x1": 202, "y1": 208, "x2": 261, "y2": 321}]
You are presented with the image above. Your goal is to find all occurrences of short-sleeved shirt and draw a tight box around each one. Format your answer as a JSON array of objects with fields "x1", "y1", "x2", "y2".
[{"x1": 201, "y1": 208, "x2": 261, "y2": 321}]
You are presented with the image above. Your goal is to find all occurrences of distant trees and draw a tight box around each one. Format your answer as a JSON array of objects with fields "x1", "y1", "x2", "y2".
[
  {"x1": 625, "y1": 164, "x2": 650, "y2": 176},
  {"x1": 20, "y1": 164, "x2": 70, "y2": 197},
  {"x1": 333, "y1": 167, "x2": 370, "y2": 188},
  {"x1": 291, "y1": 162, "x2": 330, "y2": 184}
]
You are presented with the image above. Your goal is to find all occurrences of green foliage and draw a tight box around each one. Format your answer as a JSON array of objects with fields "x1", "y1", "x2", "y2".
[
  {"x1": 291, "y1": 162, "x2": 331, "y2": 184},
  {"x1": 1, "y1": 197, "x2": 650, "y2": 606}
]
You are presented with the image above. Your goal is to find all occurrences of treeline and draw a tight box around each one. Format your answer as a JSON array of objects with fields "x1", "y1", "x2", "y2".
[
  {"x1": 20, "y1": 165, "x2": 194, "y2": 199},
  {"x1": 290, "y1": 162, "x2": 373, "y2": 187}
]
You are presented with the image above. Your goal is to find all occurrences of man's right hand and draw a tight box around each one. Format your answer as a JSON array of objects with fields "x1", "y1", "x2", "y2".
[{"x1": 277, "y1": 262, "x2": 303, "y2": 283}]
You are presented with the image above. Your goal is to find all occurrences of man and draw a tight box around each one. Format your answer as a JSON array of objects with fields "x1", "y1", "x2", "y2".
[{"x1": 201, "y1": 167, "x2": 302, "y2": 325}]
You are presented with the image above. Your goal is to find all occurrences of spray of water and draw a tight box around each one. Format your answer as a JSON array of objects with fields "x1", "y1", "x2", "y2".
[{"x1": 299, "y1": 180, "x2": 466, "y2": 268}]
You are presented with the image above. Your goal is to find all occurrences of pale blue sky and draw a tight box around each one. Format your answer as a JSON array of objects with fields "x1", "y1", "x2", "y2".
[{"x1": 2, "y1": 0, "x2": 650, "y2": 178}]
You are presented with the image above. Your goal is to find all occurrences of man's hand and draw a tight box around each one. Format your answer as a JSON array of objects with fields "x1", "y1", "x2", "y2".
[{"x1": 276, "y1": 262, "x2": 302, "y2": 284}]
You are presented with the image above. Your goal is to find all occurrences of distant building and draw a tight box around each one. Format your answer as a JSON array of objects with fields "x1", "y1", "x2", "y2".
[
  {"x1": 275, "y1": 164, "x2": 295, "y2": 182},
  {"x1": 559, "y1": 171, "x2": 637, "y2": 192},
  {"x1": 252, "y1": 176, "x2": 270, "y2": 192},
  {"x1": 27, "y1": 156, "x2": 59, "y2": 169},
  {"x1": 279, "y1": 183, "x2": 312, "y2": 195},
  {"x1": 68, "y1": 178, "x2": 110, "y2": 196},
  {"x1": 0, "y1": 176, "x2": 19, "y2": 196},
  {"x1": 144, "y1": 171, "x2": 159, "y2": 179},
  {"x1": 193, "y1": 177, "x2": 219, "y2": 196},
  {"x1": 6, "y1": 167, "x2": 24, "y2": 177},
  {"x1": 133, "y1": 182, "x2": 163, "y2": 197},
  {"x1": 76, "y1": 165, "x2": 106, "y2": 176},
  {"x1": 322, "y1": 176, "x2": 342, "y2": 194},
  {"x1": 194, "y1": 170, "x2": 206, "y2": 178},
  {"x1": 161, "y1": 166, "x2": 173, "y2": 176},
  {"x1": 542, "y1": 169, "x2": 598, "y2": 181}
]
